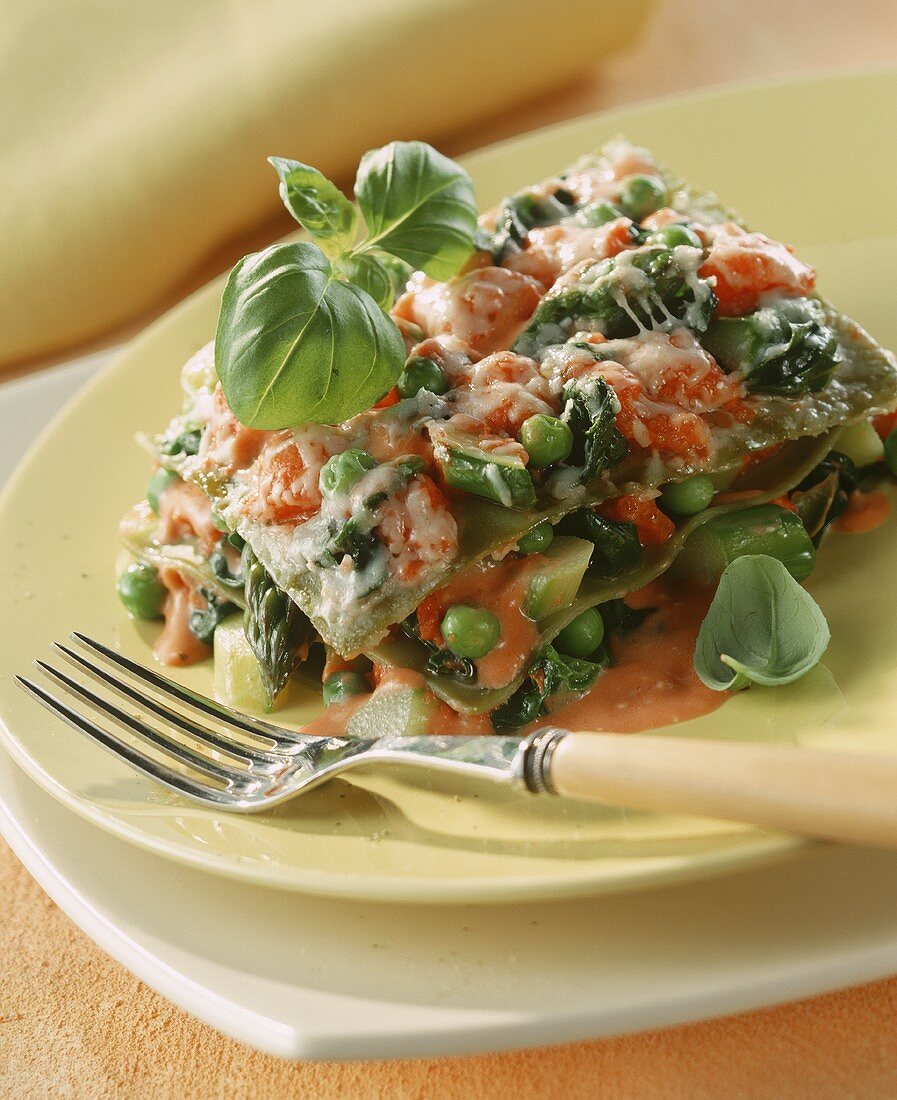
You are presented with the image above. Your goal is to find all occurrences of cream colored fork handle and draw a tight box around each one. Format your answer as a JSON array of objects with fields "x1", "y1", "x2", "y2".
[{"x1": 548, "y1": 732, "x2": 897, "y2": 849}]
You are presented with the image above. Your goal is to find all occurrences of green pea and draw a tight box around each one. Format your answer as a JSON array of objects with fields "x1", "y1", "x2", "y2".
[
  {"x1": 320, "y1": 449, "x2": 378, "y2": 496},
  {"x1": 520, "y1": 414, "x2": 574, "y2": 468},
  {"x1": 322, "y1": 670, "x2": 370, "y2": 706},
  {"x1": 397, "y1": 356, "x2": 449, "y2": 399},
  {"x1": 117, "y1": 562, "x2": 166, "y2": 620},
  {"x1": 885, "y1": 428, "x2": 897, "y2": 477},
  {"x1": 517, "y1": 521, "x2": 554, "y2": 555},
  {"x1": 618, "y1": 174, "x2": 667, "y2": 221},
  {"x1": 147, "y1": 468, "x2": 178, "y2": 514},
  {"x1": 555, "y1": 608, "x2": 605, "y2": 658},
  {"x1": 440, "y1": 605, "x2": 501, "y2": 659},
  {"x1": 576, "y1": 200, "x2": 626, "y2": 228},
  {"x1": 660, "y1": 475, "x2": 715, "y2": 516},
  {"x1": 648, "y1": 223, "x2": 702, "y2": 249}
]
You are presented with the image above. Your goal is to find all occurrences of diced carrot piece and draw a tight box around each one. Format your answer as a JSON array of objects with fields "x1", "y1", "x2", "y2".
[{"x1": 600, "y1": 495, "x2": 675, "y2": 545}]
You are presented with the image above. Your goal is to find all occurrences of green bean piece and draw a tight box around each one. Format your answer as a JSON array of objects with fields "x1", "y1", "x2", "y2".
[
  {"x1": 517, "y1": 521, "x2": 554, "y2": 555},
  {"x1": 555, "y1": 608, "x2": 605, "y2": 658},
  {"x1": 117, "y1": 562, "x2": 166, "y2": 620},
  {"x1": 618, "y1": 174, "x2": 667, "y2": 221},
  {"x1": 397, "y1": 356, "x2": 450, "y2": 398},
  {"x1": 440, "y1": 605, "x2": 501, "y2": 659},
  {"x1": 323, "y1": 670, "x2": 370, "y2": 706},
  {"x1": 147, "y1": 468, "x2": 178, "y2": 514},
  {"x1": 519, "y1": 414, "x2": 574, "y2": 468},
  {"x1": 675, "y1": 504, "x2": 816, "y2": 582},
  {"x1": 660, "y1": 475, "x2": 715, "y2": 516},
  {"x1": 319, "y1": 449, "x2": 378, "y2": 497}
]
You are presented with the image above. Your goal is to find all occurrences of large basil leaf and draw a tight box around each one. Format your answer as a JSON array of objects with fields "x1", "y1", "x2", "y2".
[
  {"x1": 354, "y1": 141, "x2": 477, "y2": 279},
  {"x1": 694, "y1": 554, "x2": 830, "y2": 691},
  {"x1": 268, "y1": 158, "x2": 358, "y2": 255},
  {"x1": 216, "y1": 242, "x2": 405, "y2": 428}
]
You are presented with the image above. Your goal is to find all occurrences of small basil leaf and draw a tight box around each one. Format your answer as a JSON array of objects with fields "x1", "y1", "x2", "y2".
[
  {"x1": 268, "y1": 157, "x2": 358, "y2": 255},
  {"x1": 354, "y1": 141, "x2": 477, "y2": 279},
  {"x1": 694, "y1": 554, "x2": 830, "y2": 692},
  {"x1": 339, "y1": 253, "x2": 395, "y2": 310},
  {"x1": 216, "y1": 242, "x2": 405, "y2": 428}
]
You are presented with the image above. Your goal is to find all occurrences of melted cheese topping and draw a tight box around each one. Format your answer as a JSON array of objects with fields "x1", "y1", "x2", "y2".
[
  {"x1": 393, "y1": 267, "x2": 543, "y2": 355},
  {"x1": 700, "y1": 223, "x2": 815, "y2": 316}
]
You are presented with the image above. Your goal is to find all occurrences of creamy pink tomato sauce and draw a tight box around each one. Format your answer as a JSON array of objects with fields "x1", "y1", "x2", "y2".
[
  {"x1": 154, "y1": 567, "x2": 211, "y2": 666},
  {"x1": 416, "y1": 556, "x2": 541, "y2": 690},
  {"x1": 345, "y1": 579, "x2": 725, "y2": 738},
  {"x1": 151, "y1": 479, "x2": 220, "y2": 667},
  {"x1": 834, "y1": 489, "x2": 892, "y2": 533},
  {"x1": 157, "y1": 478, "x2": 221, "y2": 556},
  {"x1": 531, "y1": 580, "x2": 724, "y2": 734},
  {"x1": 504, "y1": 218, "x2": 635, "y2": 288},
  {"x1": 197, "y1": 385, "x2": 270, "y2": 478}
]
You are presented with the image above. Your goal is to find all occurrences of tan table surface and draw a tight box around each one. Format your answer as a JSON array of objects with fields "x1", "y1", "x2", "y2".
[{"x1": 5, "y1": 2, "x2": 897, "y2": 1096}]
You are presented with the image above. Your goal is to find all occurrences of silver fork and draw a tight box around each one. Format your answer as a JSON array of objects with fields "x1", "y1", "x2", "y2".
[{"x1": 16, "y1": 633, "x2": 897, "y2": 849}]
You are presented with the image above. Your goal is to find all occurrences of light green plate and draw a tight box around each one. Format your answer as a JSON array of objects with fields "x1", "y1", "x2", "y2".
[{"x1": 2, "y1": 71, "x2": 897, "y2": 903}]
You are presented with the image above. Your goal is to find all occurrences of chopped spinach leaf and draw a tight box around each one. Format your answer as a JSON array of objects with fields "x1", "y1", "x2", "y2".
[
  {"x1": 188, "y1": 587, "x2": 238, "y2": 646},
  {"x1": 515, "y1": 246, "x2": 716, "y2": 354},
  {"x1": 480, "y1": 187, "x2": 578, "y2": 260},
  {"x1": 560, "y1": 376, "x2": 628, "y2": 482},
  {"x1": 702, "y1": 297, "x2": 838, "y2": 396},
  {"x1": 491, "y1": 644, "x2": 605, "y2": 730},
  {"x1": 209, "y1": 544, "x2": 245, "y2": 590},
  {"x1": 556, "y1": 508, "x2": 642, "y2": 578}
]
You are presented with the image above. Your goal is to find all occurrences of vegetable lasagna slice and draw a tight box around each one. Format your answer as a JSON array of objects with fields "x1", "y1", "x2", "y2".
[{"x1": 120, "y1": 140, "x2": 897, "y2": 731}]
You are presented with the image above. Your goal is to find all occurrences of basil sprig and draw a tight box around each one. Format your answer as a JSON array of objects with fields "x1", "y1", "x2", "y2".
[
  {"x1": 694, "y1": 554, "x2": 830, "y2": 691},
  {"x1": 216, "y1": 142, "x2": 477, "y2": 429}
]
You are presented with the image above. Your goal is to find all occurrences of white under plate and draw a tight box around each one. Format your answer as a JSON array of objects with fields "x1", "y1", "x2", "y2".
[{"x1": 3, "y1": 304, "x2": 897, "y2": 1062}]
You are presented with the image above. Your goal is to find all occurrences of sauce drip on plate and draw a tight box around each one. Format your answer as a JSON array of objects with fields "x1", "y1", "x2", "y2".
[
  {"x1": 834, "y1": 489, "x2": 891, "y2": 534},
  {"x1": 527, "y1": 579, "x2": 725, "y2": 735}
]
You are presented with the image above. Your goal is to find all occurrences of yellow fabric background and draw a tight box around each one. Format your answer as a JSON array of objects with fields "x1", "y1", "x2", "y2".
[{"x1": 1, "y1": 0, "x2": 647, "y2": 370}]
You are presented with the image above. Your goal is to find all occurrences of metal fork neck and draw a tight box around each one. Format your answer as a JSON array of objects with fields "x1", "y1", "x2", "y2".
[{"x1": 521, "y1": 727, "x2": 569, "y2": 795}]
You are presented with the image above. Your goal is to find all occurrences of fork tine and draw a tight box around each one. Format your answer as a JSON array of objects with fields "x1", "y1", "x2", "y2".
[
  {"x1": 15, "y1": 676, "x2": 238, "y2": 806},
  {"x1": 52, "y1": 642, "x2": 286, "y2": 768},
  {"x1": 70, "y1": 632, "x2": 315, "y2": 745},
  {"x1": 34, "y1": 660, "x2": 254, "y2": 787}
]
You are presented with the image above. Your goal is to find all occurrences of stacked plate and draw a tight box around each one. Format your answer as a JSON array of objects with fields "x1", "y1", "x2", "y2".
[{"x1": 3, "y1": 73, "x2": 897, "y2": 1060}]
